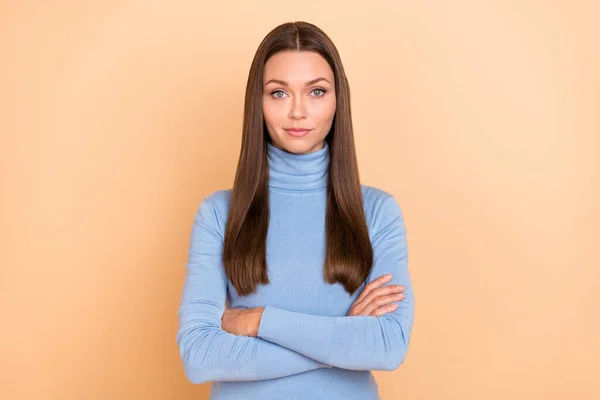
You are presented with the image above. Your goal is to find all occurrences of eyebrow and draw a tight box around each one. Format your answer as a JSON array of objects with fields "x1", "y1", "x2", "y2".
[{"x1": 263, "y1": 77, "x2": 331, "y2": 87}]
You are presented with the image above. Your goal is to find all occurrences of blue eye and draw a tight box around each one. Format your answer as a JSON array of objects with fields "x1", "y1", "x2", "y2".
[
  {"x1": 271, "y1": 90, "x2": 287, "y2": 98},
  {"x1": 311, "y1": 88, "x2": 326, "y2": 97},
  {"x1": 269, "y1": 88, "x2": 327, "y2": 98}
]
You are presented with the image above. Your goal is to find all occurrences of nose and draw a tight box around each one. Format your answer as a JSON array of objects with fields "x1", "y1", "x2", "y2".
[{"x1": 288, "y1": 96, "x2": 307, "y2": 120}]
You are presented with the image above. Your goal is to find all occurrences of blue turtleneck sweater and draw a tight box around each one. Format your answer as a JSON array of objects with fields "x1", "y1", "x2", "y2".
[{"x1": 176, "y1": 141, "x2": 415, "y2": 399}]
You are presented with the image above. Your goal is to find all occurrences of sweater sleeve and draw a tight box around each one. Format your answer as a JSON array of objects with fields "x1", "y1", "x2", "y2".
[
  {"x1": 176, "y1": 197, "x2": 331, "y2": 384},
  {"x1": 256, "y1": 194, "x2": 415, "y2": 371}
]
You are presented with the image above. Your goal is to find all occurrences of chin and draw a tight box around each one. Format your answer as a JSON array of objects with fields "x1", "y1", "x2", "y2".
[
  {"x1": 276, "y1": 136, "x2": 323, "y2": 153},
  {"x1": 284, "y1": 141, "x2": 322, "y2": 155}
]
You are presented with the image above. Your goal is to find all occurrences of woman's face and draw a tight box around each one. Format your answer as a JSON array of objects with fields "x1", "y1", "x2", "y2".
[{"x1": 262, "y1": 50, "x2": 336, "y2": 155}]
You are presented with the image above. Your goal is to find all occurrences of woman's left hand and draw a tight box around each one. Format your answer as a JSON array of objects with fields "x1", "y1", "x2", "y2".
[{"x1": 221, "y1": 307, "x2": 264, "y2": 337}]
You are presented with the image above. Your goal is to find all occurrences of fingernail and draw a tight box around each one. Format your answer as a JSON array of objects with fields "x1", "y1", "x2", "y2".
[{"x1": 383, "y1": 274, "x2": 392, "y2": 279}]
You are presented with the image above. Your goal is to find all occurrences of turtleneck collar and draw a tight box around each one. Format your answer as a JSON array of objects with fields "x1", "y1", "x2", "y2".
[{"x1": 267, "y1": 141, "x2": 330, "y2": 191}]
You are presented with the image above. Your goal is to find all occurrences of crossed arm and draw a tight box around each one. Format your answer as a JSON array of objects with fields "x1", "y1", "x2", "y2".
[{"x1": 176, "y1": 195, "x2": 414, "y2": 384}]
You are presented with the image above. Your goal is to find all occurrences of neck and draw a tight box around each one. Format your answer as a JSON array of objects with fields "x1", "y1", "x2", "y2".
[{"x1": 267, "y1": 141, "x2": 330, "y2": 191}]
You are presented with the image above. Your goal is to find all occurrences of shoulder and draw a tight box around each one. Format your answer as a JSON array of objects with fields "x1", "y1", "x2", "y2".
[
  {"x1": 360, "y1": 184, "x2": 402, "y2": 217},
  {"x1": 360, "y1": 184, "x2": 405, "y2": 239},
  {"x1": 361, "y1": 184, "x2": 393, "y2": 206},
  {"x1": 193, "y1": 188, "x2": 233, "y2": 232},
  {"x1": 203, "y1": 188, "x2": 233, "y2": 214}
]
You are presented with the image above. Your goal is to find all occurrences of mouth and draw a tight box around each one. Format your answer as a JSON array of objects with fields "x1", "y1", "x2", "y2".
[{"x1": 284, "y1": 128, "x2": 312, "y2": 137}]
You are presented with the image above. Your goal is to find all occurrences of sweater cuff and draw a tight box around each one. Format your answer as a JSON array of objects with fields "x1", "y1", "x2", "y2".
[
  {"x1": 256, "y1": 305, "x2": 334, "y2": 368},
  {"x1": 257, "y1": 305, "x2": 284, "y2": 342}
]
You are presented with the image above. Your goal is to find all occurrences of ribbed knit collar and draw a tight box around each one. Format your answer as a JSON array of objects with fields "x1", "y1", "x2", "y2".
[{"x1": 267, "y1": 141, "x2": 330, "y2": 191}]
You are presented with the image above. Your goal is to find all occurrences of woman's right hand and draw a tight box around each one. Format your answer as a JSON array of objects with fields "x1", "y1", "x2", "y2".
[{"x1": 347, "y1": 274, "x2": 405, "y2": 317}]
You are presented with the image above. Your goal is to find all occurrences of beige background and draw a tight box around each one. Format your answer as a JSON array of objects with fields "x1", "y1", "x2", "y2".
[{"x1": 1, "y1": 1, "x2": 599, "y2": 399}]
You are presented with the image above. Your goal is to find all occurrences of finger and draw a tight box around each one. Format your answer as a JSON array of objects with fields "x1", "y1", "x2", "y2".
[
  {"x1": 352, "y1": 282, "x2": 404, "y2": 316},
  {"x1": 353, "y1": 274, "x2": 393, "y2": 310},
  {"x1": 361, "y1": 292, "x2": 404, "y2": 316},
  {"x1": 369, "y1": 303, "x2": 398, "y2": 316},
  {"x1": 356, "y1": 274, "x2": 392, "y2": 303},
  {"x1": 371, "y1": 284, "x2": 405, "y2": 298},
  {"x1": 348, "y1": 291, "x2": 402, "y2": 316}
]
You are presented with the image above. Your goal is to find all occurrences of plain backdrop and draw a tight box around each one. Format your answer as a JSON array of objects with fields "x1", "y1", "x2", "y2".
[{"x1": 1, "y1": 1, "x2": 599, "y2": 399}]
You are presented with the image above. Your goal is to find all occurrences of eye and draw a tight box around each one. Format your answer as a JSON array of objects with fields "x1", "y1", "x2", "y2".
[
  {"x1": 311, "y1": 88, "x2": 327, "y2": 97},
  {"x1": 270, "y1": 90, "x2": 288, "y2": 99}
]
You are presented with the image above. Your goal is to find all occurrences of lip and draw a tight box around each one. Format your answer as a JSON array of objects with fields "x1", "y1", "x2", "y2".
[{"x1": 284, "y1": 128, "x2": 312, "y2": 137}]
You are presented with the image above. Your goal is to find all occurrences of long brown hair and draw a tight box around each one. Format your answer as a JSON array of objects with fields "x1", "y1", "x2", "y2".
[{"x1": 223, "y1": 21, "x2": 373, "y2": 297}]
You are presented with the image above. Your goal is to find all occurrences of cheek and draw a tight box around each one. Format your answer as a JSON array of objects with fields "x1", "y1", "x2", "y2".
[
  {"x1": 262, "y1": 100, "x2": 285, "y2": 125},
  {"x1": 312, "y1": 99, "x2": 336, "y2": 123}
]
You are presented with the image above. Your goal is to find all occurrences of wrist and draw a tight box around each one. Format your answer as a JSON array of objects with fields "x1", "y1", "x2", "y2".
[{"x1": 252, "y1": 307, "x2": 265, "y2": 337}]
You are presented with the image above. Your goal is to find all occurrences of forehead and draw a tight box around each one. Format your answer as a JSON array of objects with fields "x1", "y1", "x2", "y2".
[{"x1": 263, "y1": 51, "x2": 334, "y2": 82}]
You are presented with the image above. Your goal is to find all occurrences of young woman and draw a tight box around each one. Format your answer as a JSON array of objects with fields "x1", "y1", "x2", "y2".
[{"x1": 176, "y1": 21, "x2": 415, "y2": 399}]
